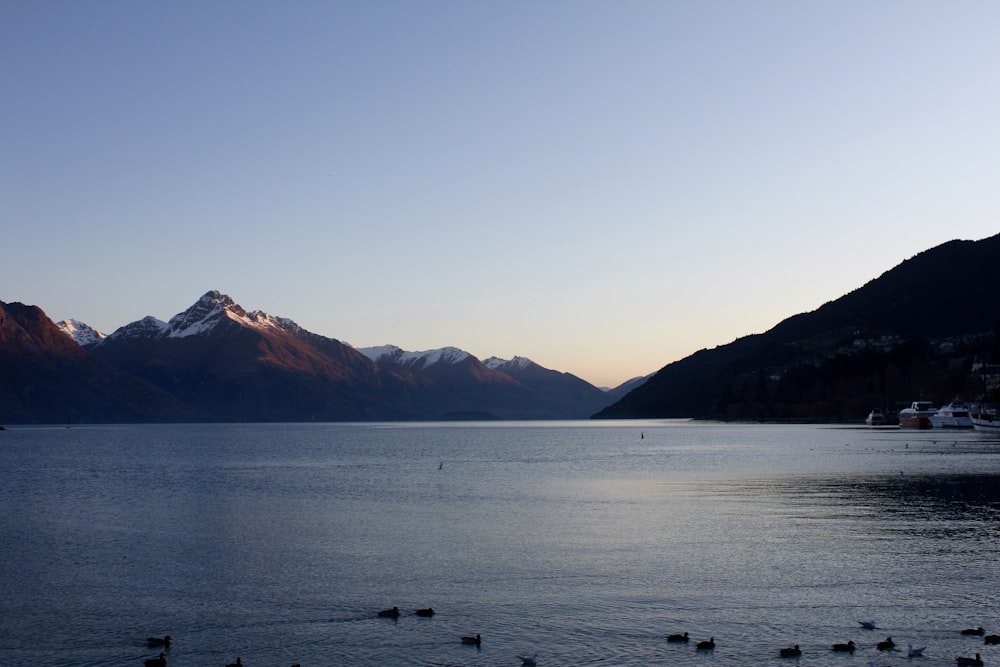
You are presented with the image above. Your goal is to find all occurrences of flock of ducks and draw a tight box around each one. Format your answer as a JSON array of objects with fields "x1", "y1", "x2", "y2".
[
  {"x1": 659, "y1": 621, "x2": 998, "y2": 665},
  {"x1": 140, "y1": 617, "x2": 1000, "y2": 666}
]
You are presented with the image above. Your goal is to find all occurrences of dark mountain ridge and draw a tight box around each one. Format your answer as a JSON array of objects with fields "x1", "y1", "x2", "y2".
[{"x1": 595, "y1": 234, "x2": 1000, "y2": 421}]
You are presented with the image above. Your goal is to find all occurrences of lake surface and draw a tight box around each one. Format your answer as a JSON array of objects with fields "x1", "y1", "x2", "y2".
[{"x1": 2, "y1": 421, "x2": 1000, "y2": 667}]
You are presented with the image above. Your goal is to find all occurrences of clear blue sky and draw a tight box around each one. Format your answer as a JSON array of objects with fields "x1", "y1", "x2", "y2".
[{"x1": 3, "y1": 1, "x2": 998, "y2": 388}]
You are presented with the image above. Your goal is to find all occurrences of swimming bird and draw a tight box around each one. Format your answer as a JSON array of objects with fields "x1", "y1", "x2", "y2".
[
  {"x1": 961, "y1": 627, "x2": 985, "y2": 636},
  {"x1": 877, "y1": 636, "x2": 895, "y2": 651},
  {"x1": 518, "y1": 654, "x2": 537, "y2": 666},
  {"x1": 416, "y1": 607, "x2": 435, "y2": 617},
  {"x1": 146, "y1": 636, "x2": 172, "y2": 648},
  {"x1": 908, "y1": 644, "x2": 926, "y2": 657},
  {"x1": 696, "y1": 637, "x2": 715, "y2": 650},
  {"x1": 779, "y1": 644, "x2": 801, "y2": 657},
  {"x1": 143, "y1": 654, "x2": 166, "y2": 667},
  {"x1": 984, "y1": 634, "x2": 1000, "y2": 645},
  {"x1": 832, "y1": 640, "x2": 856, "y2": 652},
  {"x1": 377, "y1": 606, "x2": 400, "y2": 618},
  {"x1": 859, "y1": 621, "x2": 877, "y2": 630},
  {"x1": 461, "y1": 634, "x2": 481, "y2": 645},
  {"x1": 955, "y1": 654, "x2": 983, "y2": 667},
  {"x1": 225, "y1": 659, "x2": 242, "y2": 667},
  {"x1": 666, "y1": 631, "x2": 689, "y2": 642}
]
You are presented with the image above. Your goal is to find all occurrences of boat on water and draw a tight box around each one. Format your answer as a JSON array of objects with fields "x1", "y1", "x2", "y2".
[
  {"x1": 930, "y1": 399, "x2": 974, "y2": 429},
  {"x1": 971, "y1": 404, "x2": 1000, "y2": 431},
  {"x1": 899, "y1": 401, "x2": 937, "y2": 429},
  {"x1": 865, "y1": 408, "x2": 887, "y2": 426}
]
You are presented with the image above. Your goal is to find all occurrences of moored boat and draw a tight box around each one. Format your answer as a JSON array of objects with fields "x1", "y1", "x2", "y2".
[
  {"x1": 899, "y1": 401, "x2": 937, "y2": 429},
  {"x1": 865, "y1": 408, "x2": 887, "y2": 426},
  {"x1": 930, "y1": 399, "x2": 973, "y2": 429},
  {"x1": 971, "y1": 404, "x2": 1000, "y2": 430}
]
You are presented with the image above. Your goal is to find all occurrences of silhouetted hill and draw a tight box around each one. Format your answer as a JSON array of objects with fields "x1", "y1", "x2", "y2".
[{"x1": 595, "y1": 234, "x2": 1000, "y2": 421}]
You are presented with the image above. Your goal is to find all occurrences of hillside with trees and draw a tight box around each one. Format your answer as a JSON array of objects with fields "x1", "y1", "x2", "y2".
[{"x1": 595, "y1": 234, "x2": 1000, "y2": 421}]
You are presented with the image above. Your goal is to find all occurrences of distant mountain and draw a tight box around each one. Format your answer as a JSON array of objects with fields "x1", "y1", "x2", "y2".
[
  {"x1": 601, "y1": 374, "x2": 652, "y2": 403},
  {"x1": 595, "y1": 234, "x2": 1000, "y2": 421},
  {"x1": 0, "y1": 301, "x2": 196, "y2": 424},
  {"x1": 0, "y1": 289, "x2": 668, "y2": 424},
  {"x1": 359, "y1": 346, "x2": 610, "y2": 419},
  {"x1": 17, "y1": 290, "x2": 615, "y2": 422},
  {"x1": 482, "y1": 355, "x2": 612, "y2": 418},
  {"x1": 56, "y1": 318, "x2": 105, "y2": 346}
]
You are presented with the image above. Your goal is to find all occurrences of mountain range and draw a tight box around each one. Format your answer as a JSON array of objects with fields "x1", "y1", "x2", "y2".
[
  {"x1": 2, "y1": 234, "x2": 997, "y2": 424},
  {"x1": 0, "y1": 291, "x2": 624, "y2": 423}
]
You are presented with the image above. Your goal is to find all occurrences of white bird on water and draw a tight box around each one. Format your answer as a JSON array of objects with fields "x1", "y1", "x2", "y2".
[
  {"x1": 907, "y1": 644, "x2": 926, "y2": 657},
  {"x1": 859, "y1": 620, "x2": 877, "y2": 630}
]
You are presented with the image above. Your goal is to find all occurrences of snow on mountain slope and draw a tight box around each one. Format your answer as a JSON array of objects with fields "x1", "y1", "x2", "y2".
[
  {"x1": 98, "y1": 290, "x2": 304, "y2": 343},
  {"x1": 165, "y1": 290, "x2": 303, "y2": 338},
  {"x1": 56, "y1": 319, "x2": 106, "y2": 346},
  {"x1": 358, "y1": 344, "x2": 471, "y2": 369},
  {"x1": 483, "y1": 356, "x2": 534, "y2": 371}
]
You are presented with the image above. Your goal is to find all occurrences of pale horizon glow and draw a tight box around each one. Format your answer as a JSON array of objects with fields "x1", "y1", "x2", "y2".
[{"x1": 2, "y1": 1, "x2": 999, "y2": 388}]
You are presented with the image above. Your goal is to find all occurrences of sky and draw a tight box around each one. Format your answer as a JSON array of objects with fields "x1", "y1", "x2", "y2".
[{"x1": 2, "y1": 1, "x2": 999, "y2": 388}]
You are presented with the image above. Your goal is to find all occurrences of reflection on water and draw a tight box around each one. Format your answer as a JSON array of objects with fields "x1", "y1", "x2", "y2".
[{"x1": 749, "y1": 472, "x2": 1000, "y2": 525}]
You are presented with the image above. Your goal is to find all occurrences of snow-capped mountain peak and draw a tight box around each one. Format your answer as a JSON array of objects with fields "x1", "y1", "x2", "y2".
[
  {"x1": 167, "y1": 290, "x2": 240, "y2": 338},
  {"x1": 56, "y1": 319, "x2": 106, "y2": 346},
  {"x1": 98, "y1": 291, "x2": 303, "y2": 343},
  {"x1": 483, "y1": 356, "x2": 535, "y2": 371},
  {"x1": 358, "y1": 345, "x2": 471, "y2": 369},
  {"x1": 165, "y1": 290, "x2": 302, "y2": 338}
]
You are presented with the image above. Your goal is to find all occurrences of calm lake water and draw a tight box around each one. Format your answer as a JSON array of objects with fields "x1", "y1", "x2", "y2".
[{"x1": 2, "y1": 421, "x2": 1000, "y2": 667}]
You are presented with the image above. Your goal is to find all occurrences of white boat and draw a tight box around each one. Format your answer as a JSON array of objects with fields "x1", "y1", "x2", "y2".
[
  {"x1": 899, "y1": 401, "x2": 937, "y2": 429},
  {"x1": 930, "y1": 399, "x2": 973, "y2": 429},
  {"x1": 971, "y1": 404, "x2": 1000, "y2": 430},
  {"x1": 865, "y1": 409, "x2": 887, "y2": 426}
]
